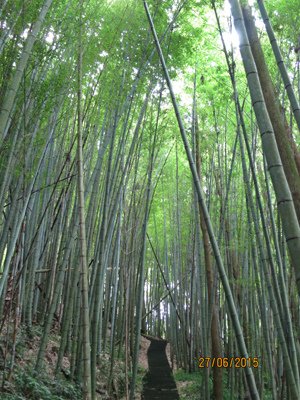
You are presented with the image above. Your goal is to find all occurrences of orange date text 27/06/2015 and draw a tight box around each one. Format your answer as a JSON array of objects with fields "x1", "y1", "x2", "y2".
[{"x1": 198, "y1": 357, "x2": 259, "y2": 369}]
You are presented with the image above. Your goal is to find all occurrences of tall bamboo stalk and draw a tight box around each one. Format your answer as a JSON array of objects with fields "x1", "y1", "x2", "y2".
[
  {"x1": 229, "y1": 0, "x2": 300, "y2": 299},
  {"x1": 77, "y1": 1, "x2": 92, "y2": 398},
  {"x1": 144, "y1": 2, "x2": 260, "y2": 398}
]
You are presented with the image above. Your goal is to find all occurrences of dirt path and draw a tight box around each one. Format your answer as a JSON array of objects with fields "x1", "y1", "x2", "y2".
[{"x1": 141, "y1": 338, "x2": 179, "y2": 400}]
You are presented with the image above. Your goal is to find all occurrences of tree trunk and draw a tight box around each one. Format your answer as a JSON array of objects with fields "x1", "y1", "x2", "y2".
[
  {"x1": 77, "y1": 1, "x2": 92, "y2": 398},
  {"x1": 242, "y1": 5, "x2": 300, "y2": 225},
  {"x1": 229, "y1": 0, "x2": 300, "y2": 301},
  {"x1": 144, "y1": 3, "x2": 260, "y2": 397},
  {"x1": 256, "y1": 0, "x2": 300, "y2": 130},
  {"x1": 196, "y1": 116, "x2": 223, "y2": 400},
  {"x1": 0, "y1": 0, "x2": 53, "y2": 143}
]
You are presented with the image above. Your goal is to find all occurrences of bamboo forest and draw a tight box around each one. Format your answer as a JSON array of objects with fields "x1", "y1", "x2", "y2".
[{"x1": 1, "y1": 0, "x2": 300, "y2": 399}]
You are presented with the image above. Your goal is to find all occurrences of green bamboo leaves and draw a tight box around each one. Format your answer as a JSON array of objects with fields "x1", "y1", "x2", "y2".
[{"x1": 1, "y1": 1, "x2": 300, "y2": 398}]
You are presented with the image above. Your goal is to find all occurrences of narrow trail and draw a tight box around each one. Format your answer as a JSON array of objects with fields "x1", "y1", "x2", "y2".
[{"x1": 141, "y1": 337, "x2": 179, "y2": 400}]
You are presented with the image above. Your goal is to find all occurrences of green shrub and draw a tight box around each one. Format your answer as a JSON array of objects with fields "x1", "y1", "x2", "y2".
[{"x1": 11, "y1": 367, "x2": 81, "y2": 400}]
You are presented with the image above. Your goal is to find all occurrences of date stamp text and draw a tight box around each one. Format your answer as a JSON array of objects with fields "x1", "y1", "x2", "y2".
[{"x1": 198, "y1": 357, "x2": 259, "y2": 369}]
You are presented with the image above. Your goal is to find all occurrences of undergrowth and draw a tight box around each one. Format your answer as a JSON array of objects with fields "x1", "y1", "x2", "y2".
[
  {"x1": 1, "y1": 366, "x2": 81, "y2": 400},
  {"x1": 174, "y1": 369, "x2": 273, "y2": 399},
  {"x1": 174, "y1": 369, "x2": 203, "y2": 400},
  {"x1": 0, "y1": 324, "x2": 140, "y2": 400}
]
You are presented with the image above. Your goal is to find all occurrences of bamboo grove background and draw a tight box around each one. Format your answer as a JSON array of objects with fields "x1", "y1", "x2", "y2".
[{"x1": 0, "y1": 0, "x2": 300, "y2": 399}]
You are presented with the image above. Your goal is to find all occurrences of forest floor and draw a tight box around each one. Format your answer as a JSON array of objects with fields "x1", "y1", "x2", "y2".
[
  {"x1": 0, "y1": 325, "x2": 199, "y2": 399},
  {"x1": 0, "y1": 324, "x2": 130, "y2": 399}
]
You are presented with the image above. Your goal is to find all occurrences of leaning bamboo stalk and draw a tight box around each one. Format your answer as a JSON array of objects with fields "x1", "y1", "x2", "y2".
[
  {"x1": 242, "y1": 5, "x2": 300, "y2": 224},
  {"x1": 144, "y1": 2, "x2": 259, "y2": 398},
  {"x1": 0, "y1": 118, "x2": 56, "y2": 299},
  {"x1": 0, "y1": 0, "x2": 54, "y2": 143},
  {"x1": 213, "y1": 4, "x2": 299, "y2": 393},
  {"x1": 238, "y1": 112, "x2": 298, "y2": 397},
  {"x1": 256, "y1": 0, "x2": 300, "y2": 131},
  {"x1": 229, "y1": 0, "x2": 300, "y2": 299},
  {"x1": 234, "y1": 27, "x2": 298, "y2": 399}
]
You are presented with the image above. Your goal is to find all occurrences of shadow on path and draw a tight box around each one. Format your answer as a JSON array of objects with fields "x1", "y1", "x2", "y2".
[{"x1": 141, "y1": 338, "x2": 179, "y2": 400}]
